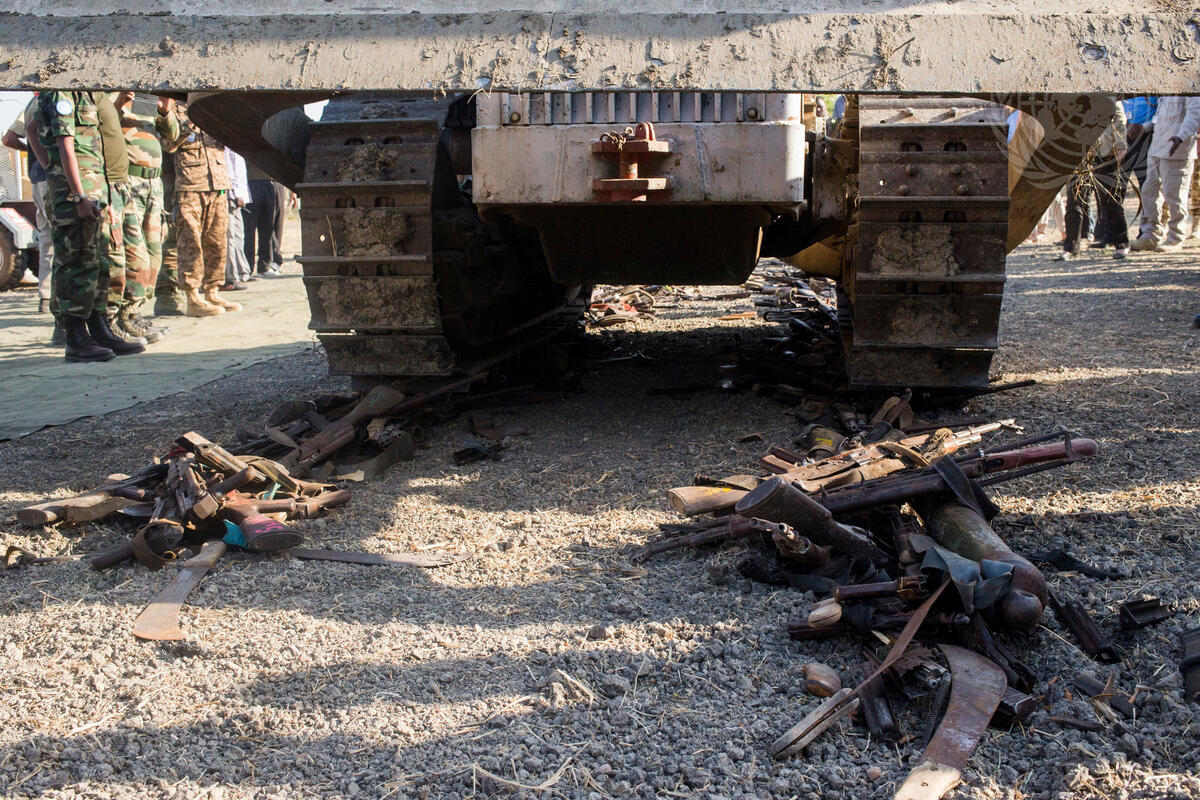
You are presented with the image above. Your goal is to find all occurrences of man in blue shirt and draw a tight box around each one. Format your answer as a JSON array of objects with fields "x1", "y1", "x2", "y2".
[{"x1": 1122, "y1": 96, "x2": 1158, "y2": 192}]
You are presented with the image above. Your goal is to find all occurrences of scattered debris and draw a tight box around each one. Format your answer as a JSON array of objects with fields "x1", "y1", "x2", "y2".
[
  {"x1": 1118, "y1": 598, "x2": 1175, "y2": 630},
  {"x1": 1048, "y1": 591, "x2": 1119, "y2": 663},
  {"x1": 1183, "y1": 628, "x2": 1200, "y2": 704}
]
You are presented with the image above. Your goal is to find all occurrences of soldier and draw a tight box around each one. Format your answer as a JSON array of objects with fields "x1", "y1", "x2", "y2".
[
  {"x1": 94, "y1": 93, "x2": 148, "y2": 350},
  {"x1": 115, "y1": 91, "x2": 179, "y2": 340},
  {"x1": 167, "y1": 106, "x2": 240, "y2": 316},
  {"x1": 37, "y1": 91, "x2": 142, "y2": 361}
]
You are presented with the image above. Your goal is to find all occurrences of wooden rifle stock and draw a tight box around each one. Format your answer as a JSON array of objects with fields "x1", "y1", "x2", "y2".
[{"x1": 816, "y1": 438, "x2": 1096, "y2": 516}]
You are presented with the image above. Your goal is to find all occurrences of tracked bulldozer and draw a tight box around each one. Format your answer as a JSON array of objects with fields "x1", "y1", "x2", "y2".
[{"x1": 5, "y1": 3, "x2": 1191, "y2": 388}]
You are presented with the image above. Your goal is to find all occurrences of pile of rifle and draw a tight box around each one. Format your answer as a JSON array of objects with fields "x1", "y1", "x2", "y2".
[
  {"x1": 643, "y1": 394, "x2": 1108, "y2": 800},
  {"x1": 11, "y1": 382, "x2": 491, "y2": 640},
  {"x1": 16, "y1": 430, "x2": 354, "y2": 571}
]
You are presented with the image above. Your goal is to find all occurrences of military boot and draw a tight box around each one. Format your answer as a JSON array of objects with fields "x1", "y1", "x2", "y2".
[
  {"x1": 119, "y1": 307, "x2": 169, "y2": 344},
  {"x1": 154, "y1": 289, "x2": 188, "y2": 317},
  {"x1": 205, "y1": 288, "x2": 242, "y2": 313},
  {"x1": 64, "y1": 315, "x2": 114, "y2": 363},
  {"x1": 135, "y1": 312, "x2": 172, "y2": 342},
  {"x1": 186, "y1": 288, "x2": 224, "y2": 317},
  {"x1": 49, "y1": 317, "x2": 67, "y2": 346},
  {"x1": 87, "y1": 311, "x2": 146, "y2": 355}
]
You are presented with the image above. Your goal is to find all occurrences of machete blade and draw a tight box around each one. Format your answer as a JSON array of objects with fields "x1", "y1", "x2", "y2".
[
  {"x1": 895, "y1": 644, "x2": 1006, "y2": 800},
  {"x1": 289, "y1": 548, "x2": 470, "y2": 568},
  {"x1": 131, "y1": 540, "x2": 226, "y2": 641}
]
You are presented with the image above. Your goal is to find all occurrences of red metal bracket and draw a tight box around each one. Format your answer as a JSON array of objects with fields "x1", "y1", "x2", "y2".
[{"x1": 591, "y1": 122, "x2": 672, "y2": 202}]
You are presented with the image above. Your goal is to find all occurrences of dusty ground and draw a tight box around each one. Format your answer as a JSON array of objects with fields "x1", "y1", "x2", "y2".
[{"x1": 0, "y1": 240, "x2": 1198, "y2": 800}]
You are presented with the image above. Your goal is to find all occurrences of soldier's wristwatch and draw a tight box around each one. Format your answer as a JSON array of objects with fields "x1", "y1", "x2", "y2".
[{"x1": 67, "y1": 193, "x2": 86, "y2": 204}]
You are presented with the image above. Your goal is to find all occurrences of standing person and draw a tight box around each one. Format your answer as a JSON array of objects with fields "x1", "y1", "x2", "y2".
[
  {"x1": 2, "y1": 95, "x2": 54, "y2": 315},
  {"x1": 1059, "y1": 103, "x2": 1128, "y2": 260},
  {"x1": 115, "y1": 91, "x2": 179, "y2": 340},
  {"x1": 95, "y1": 93, "x2": 149, "y2": 349},
  {"x1": 223, "y1": 147, "x2": 252, "y2": 289},
  {"x1": 168, "y1": 107, "x2": 240, "y2": 315},
  {"x1": 37, "y1": 91, "x2": 140, "y2": 361},
  {"x1": 1122, "y1": 96, "x2": 1158, "y2": 193},
  {"x1": 243, "y1": 160, "x2": 286, "y2": 276},
  {"x1": 1131, "y1": 95, "x2": 1200, "y2": 252}
]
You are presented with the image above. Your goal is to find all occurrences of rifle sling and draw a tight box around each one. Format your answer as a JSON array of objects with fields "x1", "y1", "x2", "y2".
[
  {"x1": 131, "y1": 524, "x2": 184, "y2": 571},
  {"x1": 932, "y1": 456, "x2": 1000, "y2": 521}
]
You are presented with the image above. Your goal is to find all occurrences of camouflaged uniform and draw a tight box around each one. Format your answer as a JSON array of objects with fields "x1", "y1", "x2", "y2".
[
  {"x1": 120, "y1": 95, "x2": 180, "y2": 309},
  {"x1": 168, "y1": 113, "x2": 229, "y2": 293},
  {"x1": 96, "y1": 94, "x2": 150, "y2": 318},
  {"x1": 37, "y1": 91, "x2": 106, "y2": 320},
  {"x1": 155, "y1": 155, "x2": 182, "y2": 312}
]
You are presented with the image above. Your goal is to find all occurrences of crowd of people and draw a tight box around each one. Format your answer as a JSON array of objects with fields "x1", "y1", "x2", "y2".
[
  {"x1": 1, "y1": 91, "x2": 292, "y2": 362},
  {"x1": 1029, "y1": 95, "x2": 1200, "y2": 261}
]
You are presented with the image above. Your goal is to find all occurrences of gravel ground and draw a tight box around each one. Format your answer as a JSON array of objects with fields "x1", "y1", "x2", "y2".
[{"x1": 1, "y1": 241, "x2": 1198, "y2": 800}]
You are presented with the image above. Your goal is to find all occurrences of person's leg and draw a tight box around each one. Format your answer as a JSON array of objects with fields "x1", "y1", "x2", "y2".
[
  {"x1": 1160, "y1": 157, "x2": 1194, "y2": 247},
  {"x1": 30, "y1": 179, "x2": 54, "y2": 310},
  {"x1": 246, "y1": 180, "x2": 267, "y2": 269},
  {"x1": 249, "y1": 179, "x2": 276, "y2": 272},
  {"x1": 176, "y1": 190, "x2": 223, "y2": 316},
  {"x1": 49, "y1": 182, "x2": 113, "y2": 361},
  {"x1": 99, "y1": 182, "x2": 129, "y2": 320},
  {"x1": 1125, "y1": 128, "x2": 1152, "y2": 192},
  {"x1": 136, "y1": 177, "x2": 165, "y2": 309},
  {"x1": 1136, "y1": 156, "x2": 1164, "y2": 245},
  {"x1": 1092, "y1": 189, "x2": 1107, "y2": 243},
  {"x1": 1095, "y1": 157, "x2": 1129, "y2": 250},
  {"x1": 154, "y1": 195, "x2": 187, "y2": 315},
  {"x1": 115, "y1": 178, "x2": 165, "y2": 342},
  {"x1": 120, "y1": 185, "x2": 150, "y2": 314},
  {"x1": 201, "y1": 192, "x2": 238, "y2": 311},
  {"x1": 1062, "y1": 176, "x2": 1087, "y2": 256},
  {"x1": 225, "y1": 197, "x2": 251, "y2": 284},
  {"x1": 269, "y1": 181, "x2": 288, "y2": 267}
]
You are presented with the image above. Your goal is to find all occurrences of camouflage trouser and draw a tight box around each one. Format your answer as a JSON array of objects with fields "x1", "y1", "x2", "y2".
[
  {"x1": 46, "y1": 174, "x2": 105, "y2": 320},
  {"x1": 102, "y1": 181, "x2": 152, "y2": 315},
  {"x1": 176, "y1": 190, "x2": 227, "y2": 293},
  {"x1": 126, "y1": 175, "x2": 165, "y2": 307},
  {"x1": 156, "y1": 199, "x2": 179, "y2": 299}
]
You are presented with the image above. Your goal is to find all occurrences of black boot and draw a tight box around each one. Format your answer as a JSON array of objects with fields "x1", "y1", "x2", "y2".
[
  {"x1": 86, "y1": 310, "x2": 146, "y2": 355},
  {"x1": 64, "y1": 315, "x2": 114, "y2": 363}
]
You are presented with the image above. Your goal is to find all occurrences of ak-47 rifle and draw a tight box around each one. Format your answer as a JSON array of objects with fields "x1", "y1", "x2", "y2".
[
  {"x1": 666, "y1": 420, "x2": 1015, "y2": 516},
  {"x1": 18, "y1": 462, "x2": 168, "y2": 526},
  {"x1": 813, "y1": 432, "x2": 1096, "y2": 517}
]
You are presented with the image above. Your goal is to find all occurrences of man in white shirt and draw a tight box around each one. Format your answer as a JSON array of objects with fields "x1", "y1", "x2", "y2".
[
  {"x1": 1131, "y1": 95, "x2": 1200, "y2": 252},
  {"x1": 223, "y1": 147, "x2": 253, "y2": 288}
]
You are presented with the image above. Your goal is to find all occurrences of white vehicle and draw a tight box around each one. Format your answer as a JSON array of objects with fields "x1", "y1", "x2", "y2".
[{"x1": 0, "y1": 146, "x2": 38, "y2": 292}]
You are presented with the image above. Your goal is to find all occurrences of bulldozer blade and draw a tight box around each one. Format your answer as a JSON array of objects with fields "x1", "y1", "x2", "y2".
[
  {"x1": 895, "y1": 644, "x2": 1006, "y2": 800},
  {"x1": 131, "y1": 541, "x2": 227, "y2": 641}
]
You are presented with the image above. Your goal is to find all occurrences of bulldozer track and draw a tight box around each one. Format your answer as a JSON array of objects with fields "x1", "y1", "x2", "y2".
[
  {"x1": 296, "y1": 94, "x2": 583, "y2": 382},
  {"x1": 843, "y1": 97, "x2": 1011, "y2": 389}
]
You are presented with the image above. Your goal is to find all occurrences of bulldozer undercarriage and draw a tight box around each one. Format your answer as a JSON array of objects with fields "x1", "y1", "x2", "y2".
[
  {"x1": 208, "y1": 90, "x2": 1037, "y2": 391},
  {"x1": 295, "y1": 96, "x2": 585, "y2": 383}
]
